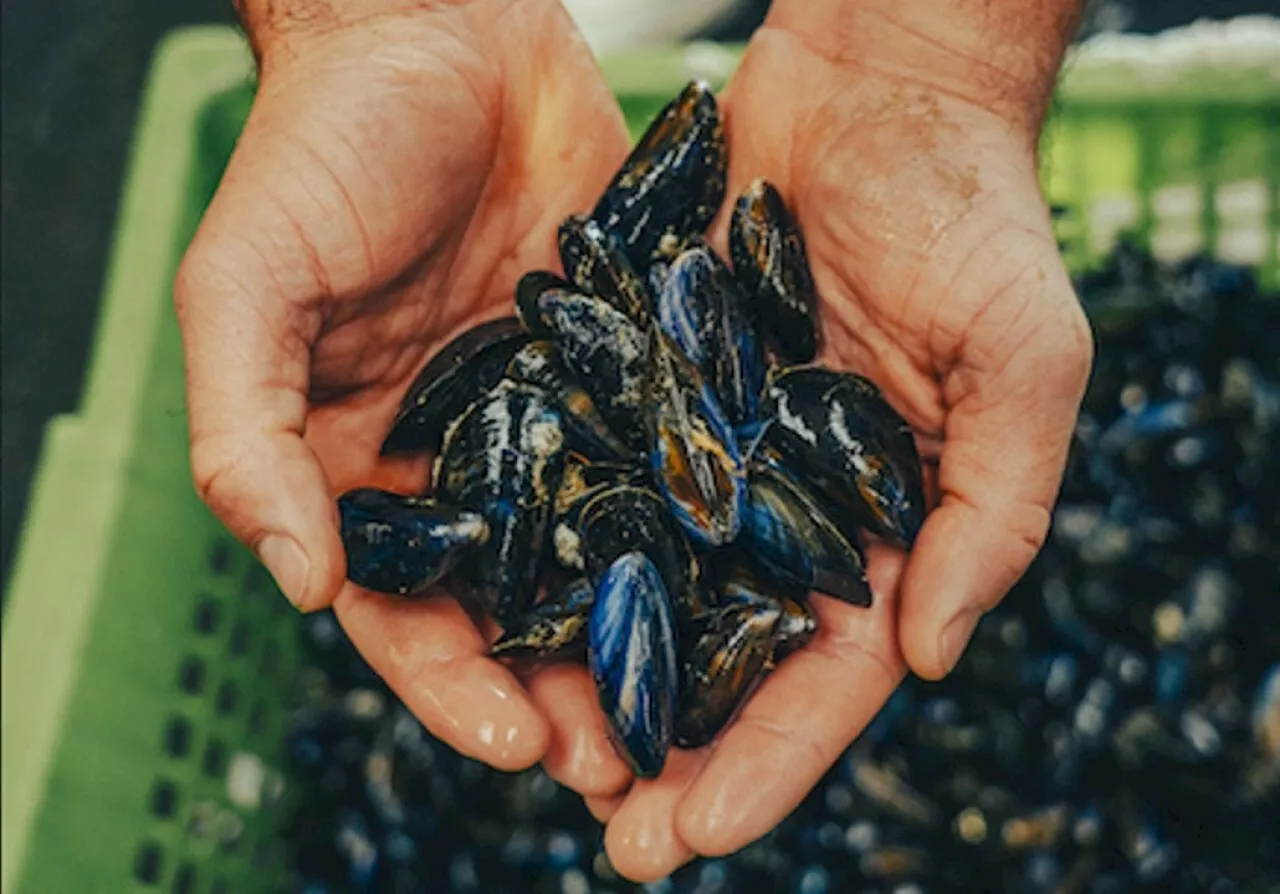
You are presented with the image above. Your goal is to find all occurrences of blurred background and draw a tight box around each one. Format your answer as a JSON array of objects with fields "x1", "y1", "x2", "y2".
[
  {"x1": 2, "y1": 4, "x2": 1278, "y2": 894},
  {"x1": 1, "y1": 0, "x2": 1277, "y2": 591}
]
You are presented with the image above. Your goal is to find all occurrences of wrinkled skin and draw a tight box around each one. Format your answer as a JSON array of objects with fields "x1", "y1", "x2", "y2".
[
  {"x1": 175, "y1": 0, "x2": 634, "y2": 798},
  {"x1": 175, "y1": 0, "x2": 1093, "y2": 884},
  {"x1": 591, "y1": 13, "x2": 1092, "y2": 882}
]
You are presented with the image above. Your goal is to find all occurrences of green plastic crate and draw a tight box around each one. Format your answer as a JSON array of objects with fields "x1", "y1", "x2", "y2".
[{"x1": 2, "y1": 23, "x2": 1278, "y2": 894}]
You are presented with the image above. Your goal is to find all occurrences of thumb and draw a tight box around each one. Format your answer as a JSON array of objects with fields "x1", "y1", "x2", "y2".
[
  {"x1": 898, "y1": 246, "x2": 1093, "y2": 680},
  {"x1": 174, "y1": 97, "x2": 346, "y2": 612}
]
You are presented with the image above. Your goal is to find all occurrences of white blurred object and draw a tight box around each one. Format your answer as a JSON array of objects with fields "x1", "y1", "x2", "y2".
[
  {"x1": 1068, "y1": 15, "x2": 1280, "y2": 79},
  {"x1": 561, "y1": 0, "x2": 747, "y2": 54}
]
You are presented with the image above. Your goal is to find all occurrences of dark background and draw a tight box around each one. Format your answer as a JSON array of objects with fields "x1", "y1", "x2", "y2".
[{"x1": 1, "y1": 0, "x2": 1272, "y2": 588}]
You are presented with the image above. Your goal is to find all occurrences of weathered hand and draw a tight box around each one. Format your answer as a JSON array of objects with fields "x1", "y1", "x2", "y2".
[
  {"x1": 175, "y1": 0, "x2": 638, "y2": 790},
  {"x1": 596, "y1": 4, "x2": 1094, "y2": 880}
]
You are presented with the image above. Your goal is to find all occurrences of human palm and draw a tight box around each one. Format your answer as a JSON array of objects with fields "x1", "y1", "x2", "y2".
[
  {"x1": 178, "y1": 3, "x2": 1093, "y2": 883},
  {"x1": 176, "y1": 1, "x2": 638, "y2": 778},
  {"x1": 591, "y1": 27, "x2": 1093, "y2": 880}
]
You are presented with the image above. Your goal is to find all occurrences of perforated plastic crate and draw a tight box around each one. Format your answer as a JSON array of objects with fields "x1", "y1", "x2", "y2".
[{"x1": 2, "y1": 21, "x2": 1277, "y2": 894}]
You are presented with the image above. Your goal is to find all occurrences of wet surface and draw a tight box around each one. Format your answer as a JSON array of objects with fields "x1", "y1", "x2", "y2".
[{"x1": 0, "y1": 0, "x2": 1270, "y2": 589}]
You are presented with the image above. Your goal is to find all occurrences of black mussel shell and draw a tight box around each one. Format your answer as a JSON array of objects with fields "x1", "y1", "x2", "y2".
[
  {"x1": 337, "y1": 489, "x2": 490, "y2": 597},
  {"x1": 489, "y1": 576, "x2": 594, "y2": 660},
  {"x1": 551, "y1": 453, "x2": 651, "y2": 571},
  {"x1": 433, "y1": 379, "x2": 566, "y2": 627},
  {"x1": 760, "y1": 366, "x2": 926, "y2": 548},
  {"x1": 558, "y1": 214, "x2": 654, "y2": 324},
  {"x1": 673, "y1": 592, "x2": 782, "y2": 749},
  {"x1": 730, "y1": 179, "x2": 821, "y2": 364},
  {"x1": 576, "y1": 483, "x2": 711, "y2": 626},
  {"x1": 648, "y1": 328, "x2": 749, "y2": 549},
  {"x1": 589, "y1": 80, "x2": 727, "y2": 271},
  {"x1": 773, "y1": 596, "x2": 818, "y2": 661},
  {"x1": 739, "y1": 455, "x2": 873, "y2": 607},
  {"x1": 381, "y1": 317, "x2": 530, "y2": 455},
  {"x1": 588, "y1": 551, "x2": 679, "y2": 777},
  {"x1": 716, "y1": 557, "x2": 818, "y2": 662},
  {"x1": 515, "y1": 275, "x2": 652, "y2": 453},
  {"x1": 506, "y1": 340, "x2": 635, "y2": 462},
  {"x1": 655, "y1": 244, "x2": 767, "y2": 427}
]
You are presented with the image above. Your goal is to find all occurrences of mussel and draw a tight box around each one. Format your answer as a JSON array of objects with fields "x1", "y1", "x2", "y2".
[
  {"x1": 381, "y1": 317, "x2": 530, "y2": 455},
  {"x1": 589, "y1": 80, "x2": 726, "y2": 271},
  {"x1": 760, "y1": 366, "x2": 925, "y2": 548},
  {"x1": 729, "y1": 179, "x2": 821, "y2": 364},
  {"x1": 588, "y1": 551, "x2": 679, "y2": 778},
  {"x1": 516, "y1": 274, "x2": 652, "y2": 453},
  {"x1": 433, "y1": 379, "x2": 567, "y2": 627},
  {"x1": 337, "y1": 488, "x2": 490, "y2": 597},
  {"x1": 647, "y1": 328, "x2": 748, "y2": 549}
]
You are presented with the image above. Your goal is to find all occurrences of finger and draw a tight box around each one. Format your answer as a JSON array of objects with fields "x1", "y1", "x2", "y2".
[
  {"x1": 899, "y1": 265, "x2": 1093, "y2": 680},
  {"x1": 585, "y1": 793, "x2": 627, "y2": 823},
  {"x1": 676, "y1": 544, "x2": 907, "y2": 856},
  {"x1": 333, "y1": 584, "x2": 550, "y2": 771},
  {"x1": 604, "y1": 749, "x2": 708, "y2": 883},
  {"x1": 173, "y1": 95, "x2": 351, "y2": 612},
  {"x1": 526, "y1": 663, "x2": 634, "y2": 797}
]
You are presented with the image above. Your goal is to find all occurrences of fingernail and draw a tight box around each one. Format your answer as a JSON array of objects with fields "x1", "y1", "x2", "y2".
[
  {"x1": 938, "y1": 609, "x2": 981, "y2": 675},
  {"x1": 258, "y1": 534, "x2": 310, "y2": 608}
]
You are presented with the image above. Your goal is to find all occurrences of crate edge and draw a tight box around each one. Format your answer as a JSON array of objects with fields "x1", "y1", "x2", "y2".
[{"x1": 0, "y1": 28, "x2": 255, "y2": 894}]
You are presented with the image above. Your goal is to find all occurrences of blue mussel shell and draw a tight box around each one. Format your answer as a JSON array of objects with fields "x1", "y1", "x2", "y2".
[
  {"x1": 338, "y1": 489, "x2": 490, "y2": 597},
  {"x1": 588, "y1": 551, "x2": 679, "y2": 778}
]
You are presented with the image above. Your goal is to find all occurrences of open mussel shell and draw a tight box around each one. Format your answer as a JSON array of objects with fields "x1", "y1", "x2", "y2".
[
  {"x1": 558, "y1": 213, "x2": 654, "y2": 324},
  {"x1": 729, "y1": 178, "x2": 820, "y2": 364},
  {"x1": 589, "y1": 80, "x2": 727, "y2": 271},
  {"x1": 515, "y1": 274, "x2": 652, "y2": 453},
  {"x1": 380, "y1": 316, "x2": 530, "y2": 455},
  {"x1": 760, "y1": 365, "x2": 926, "y2": 548},
  {"x1": 588, "y1": 551, "x2": 679, "y2": 778},
  {"x1": 648, "y1": 327, "x2": 749, "y2": 549},
  {"x1": 433, "y1": 379, "x2": 567, "y2": 628},
  {"x1": 488, "y1": 576, "x2": 594, "y2": 660},
  {"x1": 655, "y1": 243, "x2": 766, "y2": 427},
  {"x1": 505, "y1": 341, "x2": 635, "y2": 462},
  {"x1": 337, "y1": 488, "x2": 490, "y2": 597},
  {"x1": 739, "y1": 455, "x2": 873, "y2": 607}
]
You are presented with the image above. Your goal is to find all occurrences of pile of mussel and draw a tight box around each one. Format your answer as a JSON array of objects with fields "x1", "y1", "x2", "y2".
[
  {"x1": 337, "y1": 80, "x2": 925, "y2": 776},
  {"x1": 289, "y1": 235, "x2": 1280, "y2": 893}
]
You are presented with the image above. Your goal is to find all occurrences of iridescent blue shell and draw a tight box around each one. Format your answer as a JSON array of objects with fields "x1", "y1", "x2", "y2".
[
  {"x1": 739, "y1": 457, "x2": 873, "y2": 607},
  {"x1": 648, "y1": 329, "x2": 748, "y2": 549},
  {"x1": 337, "y1": 489, "x2": 490, "y2": 597},
  {"x1": 656, "y1": 244, "x2": 766, "y2": 427},
  {"x1": 588, "y1": 551, "x2": 679, "y2": 778}
]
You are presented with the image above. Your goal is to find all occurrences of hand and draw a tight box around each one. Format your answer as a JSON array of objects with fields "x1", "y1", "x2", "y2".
[
  {"x1": 175, "y1": 0, "x2": 641, "y2": 792},
  {"x1": 595, "y1": 4, "x2": 1094, "y2": 881}
]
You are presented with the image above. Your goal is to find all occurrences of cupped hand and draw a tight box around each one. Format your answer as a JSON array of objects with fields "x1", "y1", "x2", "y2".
[
  {"x1": 598, "y1": 17, "x2": 1094, "y2": 881},
  {"x1": 175, "y1": 0, "x2": 638, "y2": 789}
]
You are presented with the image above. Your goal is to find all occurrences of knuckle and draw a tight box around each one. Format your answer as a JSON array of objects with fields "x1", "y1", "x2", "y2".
[
  {"x1": 188, "y1": 435, "x2": 251, "y2": 529},
  {"x1": 997, "y1": 499, "x2": 1053, "y2": 589}
]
